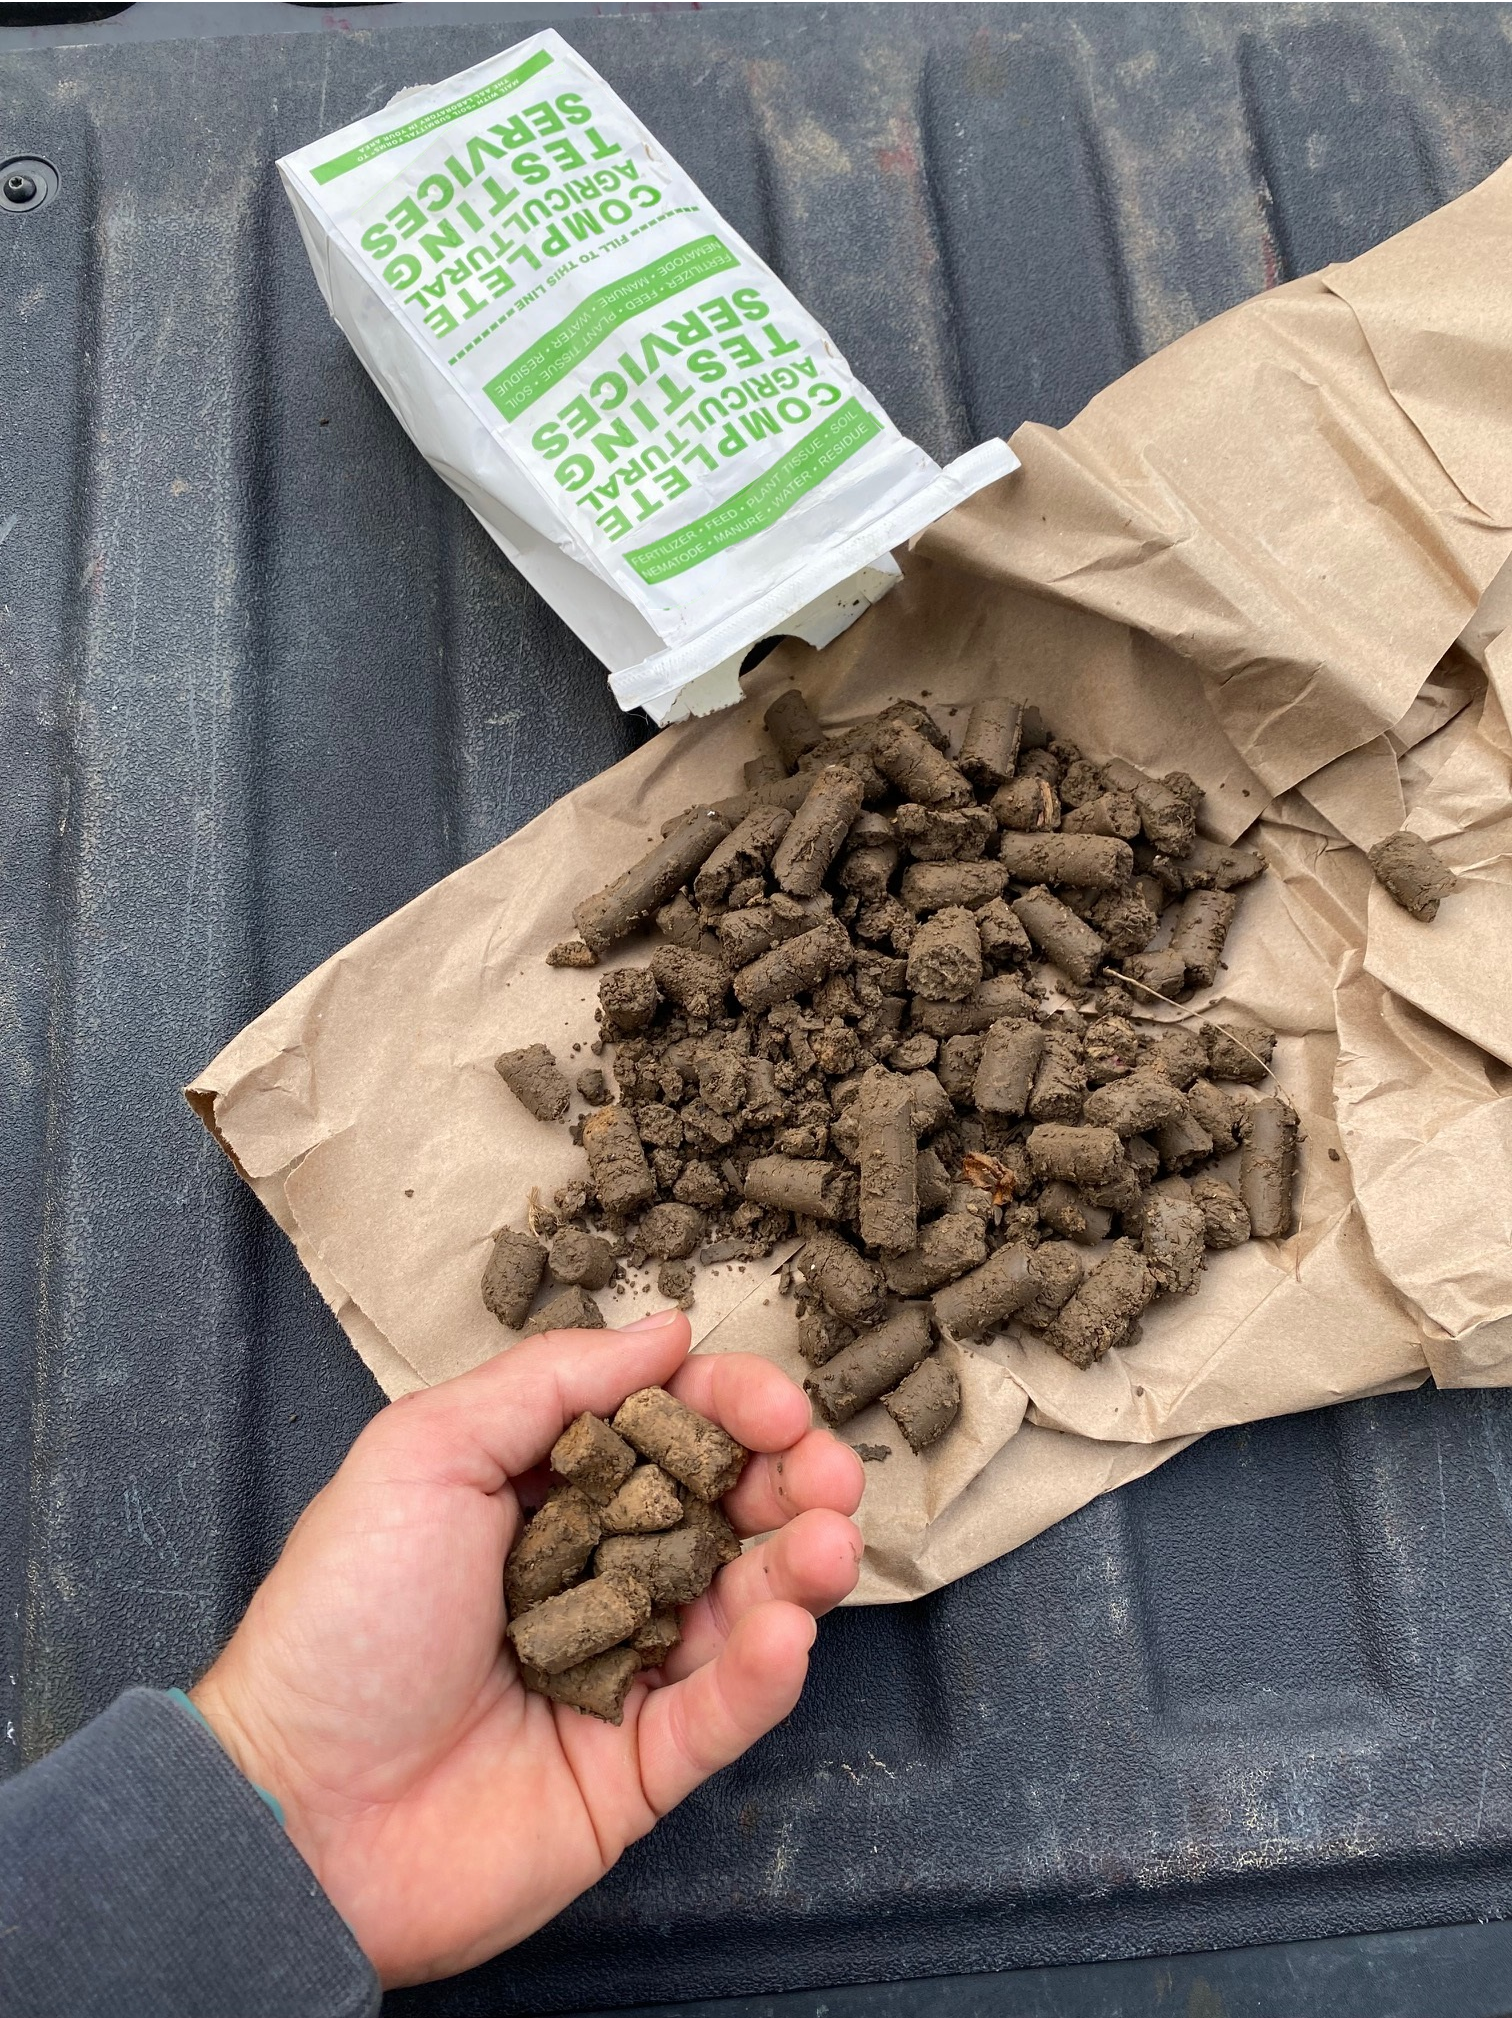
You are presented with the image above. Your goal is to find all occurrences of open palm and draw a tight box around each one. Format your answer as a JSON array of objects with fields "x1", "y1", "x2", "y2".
[{"x1": 192, "y1": 1309, "x2": 864, "y2": 1989}]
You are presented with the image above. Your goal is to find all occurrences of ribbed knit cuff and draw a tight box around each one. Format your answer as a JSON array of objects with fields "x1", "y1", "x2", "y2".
[{"x1": 0, "y1": 1687, "x2": 379, "y2": 2018}]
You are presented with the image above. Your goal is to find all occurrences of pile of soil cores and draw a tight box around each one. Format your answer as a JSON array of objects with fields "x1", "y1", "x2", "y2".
[
  {"x1": 483, "y1": 688, "x2": 1304, "y2": 1463},
  {"x1": 505, "y1": 1390, "x2": 747, "y2": 1721}
]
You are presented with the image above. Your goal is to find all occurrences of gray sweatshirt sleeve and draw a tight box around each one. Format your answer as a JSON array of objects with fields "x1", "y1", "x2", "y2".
[{"x1": 0, "y1": 1687, "x2": 379, "y2": 2018}]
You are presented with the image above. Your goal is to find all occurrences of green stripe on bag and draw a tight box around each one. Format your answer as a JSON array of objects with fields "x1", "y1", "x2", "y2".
[
  {"x1": 626, "y1": 398, "x2": 883, "y2": 584},
  {"x1": 483, "y1": 237, "x2": 738, "y2": 421}
]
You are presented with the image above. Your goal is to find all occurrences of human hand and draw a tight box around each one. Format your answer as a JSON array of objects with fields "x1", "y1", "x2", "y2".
[{"x1": 191, "y1": 1311, "x2": 864, "y2": 1988}]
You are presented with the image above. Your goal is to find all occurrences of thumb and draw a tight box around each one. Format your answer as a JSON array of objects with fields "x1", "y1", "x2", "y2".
[{"x1": 348, "y1": 1311, "x2": 693, "y2": 1492}]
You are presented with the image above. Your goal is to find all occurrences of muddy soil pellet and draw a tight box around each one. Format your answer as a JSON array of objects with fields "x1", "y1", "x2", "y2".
[
  {"x1": 1155, "y1": 1108, "x2": 1216, "y2": 1174},
  {"x1": 649, "y1": 945, "x2": 729, "y2": 1019},
  {"x1": 888, "y1": 1030, "x2": 939, "y2": 1071},
  {"x1": 1167, "y1": 890, "x2": 1237, "y2": 990},
  {"x1": 699, "y1": 1052, "x2": 746, "y2": 1115},
  {"x1": 745, "y1": 754, "x2": 788, "y2": 791},
  {"x1": 843, "y1": 808, "x2": 897, "y2": 852},
  {"x1": 748, "y1": 771, "x2": 818, "y2": 817},
  {"x1": 506, "y1": 1572, "x2": 651, "y2": 1676},
  {"x1": 912, "y1": 974, "x2": 1038, "y2": 1038},
  {"x1": 883, "y1": 1354, "x2": 962, "y2": 1452},
  {"x1": 1148, "y1": 1027, "x2": 1210, "y2": 1090},
  {"x1": 594, "y1": 1528, "x2": 722, "y2": 1607},
  {"x1": 550, "y1": 1412, "x2": 638, "y2": 1506},
  {"x1": 1027, "y1": 1033, "x2": 1086, "y2": 1121},
  {"x1": 632, "y1": 1611, "x2": 684, "y2": 1668},
  {"x1": 1083, "y1": 1015, "x2": 1142, "y2": 1083},
  {"x1": 582, "y1": 1105, "x2": 658, "y2": 1215},
  {"x1": 900, "y1": 860, "x2": 1009, "y2": 912},
  {"x1": 600, "y1": 1465, "x2": 684, "y2": 1535},
  {"x1": 1142, "y1": 1192, "x2": 1208, "y2": 1295},
  {"x1": 1036, "y1": 1182, "x2": 1113, "y2": 1245},
  {"x1": 1056, "y1": 759, "x2": 1100, "y2": 806},
  {"x1": 882, "y1": 1213, "x2": 987, "y2": 1295},
  {"x1": 744, "y1": 1154, "x2": 852, "y2": 1221},
  {"x1": 612, "y1": 1387, "x2": 748, "y2": 1500},
  {"x1": 678, "y1": 1492, "x2": 743, "y2": 1567},
  {"x1": 1367, "y1": 829, "x2": 1456, "y2": 921},
  {"x1": 520, "y1": 1645, "x2": 642, "y2": 1724},
  {"x1": 840, "y1": 842, "x2": 901, "y2": 901},
  {"x1": 796, "y1": 1229, "x2": 888, "y2": 1324},
  {"x1": 1015, "y1": 1242, "x2": 1084, "y2": 1329},
  {"x1": 482, "y1": 1229, "x2": 547, "y2": 1329},
  {"x1": 694, "y1": 806, "x2": 794, "y2": 907},
  {"x1": 872, "y1": 720, "x2": 973, "y2": 807},
  {"x1": 1012, "y1": 887, "x2": 1106, "y2": 986},
  {"x1": 577, "y1": 1068, "x2": 611, "y2": 1106},
  {"x1": 1119, "y1": 947, "x2": 1187, "y2": 999},
  {"x1": 505, "y1": 1488, "x2": 602, "y2": 1611},
  {"x1": 857, "y1": 1072, "x2": 919, "y2": 1251},
  {"x1": 495, "y1": 1044, "x2": 572, "y2": 1123},
  {"x1": 1018, "y1": 746, "x2": 1060, "y2": 787},
  {"x1": 931, "y1": 1243, "x2": 1038, "y2": 1338},
  {"x1": 598, "y1": 967, "x2": 660, "y2": 1035},
  {"x1": 1063, "y1": 791, "x2": 1141, "y2": 840},
  {"x1": 997, "y1": 832, "x2": 1134, "y2": 891},
  {"x1": 1082, "y1": 1072, "x2": 1187, "y2": 1135},
  {"x1": 1239, "y1": 1096, "x2": 1299, "y2": 1239},
  {"x1": 957, "y1": 698, "x2": 1023, "y2": 787},
  {"x1": 804, "y1": 1302, "x2": 934, "y2": 1424},
  {"x1": 1026, "y1": 1123, "x2": 1125, "y2": 1187},
  {"x1": 1152, "y1": 836, "x2": 1265, "y2": 893},
  {"x1": 895, "y1": 801, "x2": 996, "y2": 862},
  {"x1": 1086, "y1": 1163, "x2": 1146, "y2": 1232},
  {"x1": 520, "y1": 1285, "x2": 605, "y2": 1336},
  {"x1": 936, "y1": 1033, "x2": 985, "y2": 1103},
  {"x1": 970, "y1": 1019, "x2": 1043, "y2": 1116},
  {"x1": 1184, "y1": 1079, "x2": 1241, "y2": 1155},
  {"x1": 772, "y1": 766, "x2": 867, "y2": 898},
  {"x1": 975, "y1": 896, "x2": 1034, "y2": 963},
  {"x1": 764, "y1": 688, "x2": 825, "y2": 768},
  {"x1": 1090, "y1": 888, "x2": 1159, "y2": 956},
  {"x1": 1204, "y1": 1021, "x2": 1276, "y2": 1083},
  {"x1": 638, "y1": 1203, "x2": 704, "y2": 1260},
  {"x1": 905, "y1": 905, "x2": 984, "y2": 1004},
  {"x1": 992, "y1": 775, "x2": 1059, "y2": 831},
  {"x1": 1099, "y1": 759, "x2": 1197, "y2": 857},
  {"x1": 547, "y1": 938, "x2": 599, "y2": 967},
  {"x1": 657, "y1": 1260, "x2": 696, "y2": 1304},
  {"x1": 1189, "y1": 1172, "x2": 1252, "y2": 1249},
  {"x1": 717, "y1": 907, "x2": 778, "y2": 968},
  {"x1": 548, "y1": 1226, "x2": 617, "y2": 1290},
  {"x1": 734, "y1": 918, "x2": 852, "y2": 1012},
  {"x1": 655, "y1": 891, "x2": 703, "y2": 949},
  {"x1": 574, "y1": 809, "x2": 731, "y2": 954},
  {"x1": 1045, "y1": 1239, "x2": 1156, "y2": 1368}
]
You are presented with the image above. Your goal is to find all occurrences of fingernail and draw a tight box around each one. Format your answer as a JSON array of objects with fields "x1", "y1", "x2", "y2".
[{"x1": 618, "y1": 1308, "x2": 683, "y2": 1333}]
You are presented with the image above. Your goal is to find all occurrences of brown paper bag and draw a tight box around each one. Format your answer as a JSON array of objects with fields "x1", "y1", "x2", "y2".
[
  {"x1": 922, "y1": 159, "x2": 1512, "y2": 798},
  {"x1": 191, "y1": 158, "x2": 1512, "y2": 1602}
]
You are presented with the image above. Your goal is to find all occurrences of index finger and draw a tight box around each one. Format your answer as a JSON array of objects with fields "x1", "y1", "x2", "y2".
[{"x1": 353, "y1": 1310, "x2": 693, "y2": 1492}]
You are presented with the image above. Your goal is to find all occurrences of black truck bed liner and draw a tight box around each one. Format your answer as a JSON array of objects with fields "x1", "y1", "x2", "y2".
[{"x1": 4, "y1": 6, "x2": 1512, "y2": 2013}]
